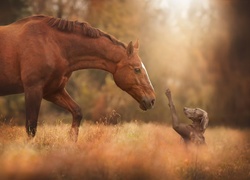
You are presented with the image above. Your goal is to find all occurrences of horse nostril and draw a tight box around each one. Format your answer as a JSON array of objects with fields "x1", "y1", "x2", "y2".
[
  {"x1": 151, "y1": 99, "x2": 155, "y2": 106},
  {"x1": 141, "y1": 98, "x2": 155, "y2": 109}
]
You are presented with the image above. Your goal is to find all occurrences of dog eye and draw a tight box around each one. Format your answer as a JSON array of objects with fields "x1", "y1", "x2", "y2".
[{"x1": 134, "y1": 68, "x2": 141, "y2": 74}]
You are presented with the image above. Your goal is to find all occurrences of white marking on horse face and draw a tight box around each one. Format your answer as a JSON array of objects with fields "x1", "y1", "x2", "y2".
[{"x1": 141, "y1": 62, "x2": 154, "y2": 90}]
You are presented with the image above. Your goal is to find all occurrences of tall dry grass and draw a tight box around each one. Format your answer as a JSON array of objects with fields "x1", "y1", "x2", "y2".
[{"x1": 0, "y1": 122, "x2": 249, "y2": 180}]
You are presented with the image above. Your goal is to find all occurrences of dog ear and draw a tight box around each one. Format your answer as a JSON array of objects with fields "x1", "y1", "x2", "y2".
[{"x1": 200, "y1": 112, "x2": 209, "y2": 132}]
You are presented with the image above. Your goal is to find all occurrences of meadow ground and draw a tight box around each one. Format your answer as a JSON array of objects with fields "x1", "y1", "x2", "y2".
[{"x1": 0, "y1": 121, "x2": 249, "y2": 180}]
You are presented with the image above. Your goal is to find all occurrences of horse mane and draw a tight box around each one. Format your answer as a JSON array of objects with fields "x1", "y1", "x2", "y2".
[{"x1": 45, "y1": 16, "x2": 126, "y2": 49}]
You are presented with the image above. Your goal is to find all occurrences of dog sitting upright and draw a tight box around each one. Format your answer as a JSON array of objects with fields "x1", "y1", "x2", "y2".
[{"x1": 165, "y1": 88, "x2": 209, "y2": 145}]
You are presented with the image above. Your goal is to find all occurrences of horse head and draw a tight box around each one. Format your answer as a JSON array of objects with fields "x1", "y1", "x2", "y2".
[{"x1": 113, "y1": 40, "x2": 155, "y2": 111}]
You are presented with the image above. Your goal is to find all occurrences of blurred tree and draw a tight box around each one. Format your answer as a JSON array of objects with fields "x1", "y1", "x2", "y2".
[
  {"x1": 209, "y1": 0, "x2": 250, "y2": 126},
  {"x1": 0, "y1": 0, "x2": 29, "y2": 25},
  {"x1": 27, "y1": 0, "x2": 88, "y2": 19}
]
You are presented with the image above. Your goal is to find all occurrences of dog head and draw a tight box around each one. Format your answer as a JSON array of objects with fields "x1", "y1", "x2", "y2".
[{"x1": 183, "y1": 107, "x2": 209, "y2": 132}]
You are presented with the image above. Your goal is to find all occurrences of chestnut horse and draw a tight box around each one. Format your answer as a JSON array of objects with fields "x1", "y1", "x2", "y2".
[{"x1": 0, "y1": 15, "x2": 155, "y2": 141}]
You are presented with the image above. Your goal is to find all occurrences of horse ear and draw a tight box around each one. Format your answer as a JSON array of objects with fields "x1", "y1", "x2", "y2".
[
  {"x1": 134, "y1": 39, "x2": 139, "y2": 49},
  {"x1": 127, "y1": 41, "x2": 134, "y2": 56}
]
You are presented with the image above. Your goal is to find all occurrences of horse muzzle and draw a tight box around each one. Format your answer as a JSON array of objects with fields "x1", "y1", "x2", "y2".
[{"x1": 139, "y1": 97, "x2": 155, "y2": 111}]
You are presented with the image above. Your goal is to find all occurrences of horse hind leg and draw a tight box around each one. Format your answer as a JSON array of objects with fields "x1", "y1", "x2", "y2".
[
  {"x1": 44, "y1": 88, "x2": 82, "y2": 142},
  {"x1": 24, "y1": 87, "x2": 43, "y2": 138}
]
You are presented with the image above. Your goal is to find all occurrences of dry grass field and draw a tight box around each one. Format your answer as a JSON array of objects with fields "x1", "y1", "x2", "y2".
[{"x1": 0, "y1": 121, "x2": 249, "y2": 180}]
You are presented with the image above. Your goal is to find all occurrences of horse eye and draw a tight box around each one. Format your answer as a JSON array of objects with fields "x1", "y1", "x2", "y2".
[{"x1": 134, "y1": 68, "x2": 141, "y2": 74}]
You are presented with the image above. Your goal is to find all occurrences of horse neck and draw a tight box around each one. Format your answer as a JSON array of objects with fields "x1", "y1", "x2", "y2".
[{"x1": 62, "y1": 35, "x2": 126, "y2": 74}]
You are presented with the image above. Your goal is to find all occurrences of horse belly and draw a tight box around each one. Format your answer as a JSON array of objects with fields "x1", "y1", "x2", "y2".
[
  {"x1": 0, "y1": 75, "x2": 24, "y2": 96},
  {"x1": 0, "y1": 63, "x2": 23, "y2": 95},
  {"x1": 0, "y1": 85, "x2": 24, "y2": 96}
]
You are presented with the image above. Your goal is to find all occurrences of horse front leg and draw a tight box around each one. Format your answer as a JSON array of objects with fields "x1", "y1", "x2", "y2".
[
  {"x1": 44, "y1": 88, "x2": 82, "y2": 142},
  {"x1": 24, "y1": 87, "x2": 43, "y2": 138}
]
